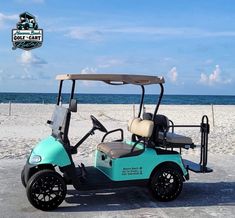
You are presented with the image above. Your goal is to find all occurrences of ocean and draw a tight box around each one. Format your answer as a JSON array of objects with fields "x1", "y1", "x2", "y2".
[{"x1": 0, "y1": 93, "x2": 235, "y2": 105}]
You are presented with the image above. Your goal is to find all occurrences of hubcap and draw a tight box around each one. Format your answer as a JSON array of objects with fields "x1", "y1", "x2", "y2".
[
  {"x1": 154, "y1": 171, "x2": 178, "y2": 196},
  {"x1": 31, "y1": 175, "x2": 64, "y2": 203}
]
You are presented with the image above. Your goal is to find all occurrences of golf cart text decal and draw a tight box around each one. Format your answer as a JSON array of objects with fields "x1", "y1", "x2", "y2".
[
  {"x1": 122, "y1": 167, "x2": 143, "y2": 176},
  {"x1": 12, "y1": 12, "x2": 43, "y2": 50}
]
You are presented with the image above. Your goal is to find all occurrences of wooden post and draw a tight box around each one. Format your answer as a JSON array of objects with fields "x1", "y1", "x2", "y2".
[
  {"x1": 211, "y1": 104, "x2": 215, "y2": 127},
  {"x1": 133, "y1": 104, "x2": 135, "y2": 118},
  {"x1": 9, "y1": 101, "x2": 11, "y2": 116}
]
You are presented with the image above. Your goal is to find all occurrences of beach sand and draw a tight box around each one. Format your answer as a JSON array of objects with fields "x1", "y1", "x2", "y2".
[
  {"x1": 0, "y1": 103, "x2": 235, "y2": 159},
  {"x1": 0, "y1": 103, "x2": 235, "y2": 217}
]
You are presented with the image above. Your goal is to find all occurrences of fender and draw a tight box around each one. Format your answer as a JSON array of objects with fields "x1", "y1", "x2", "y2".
[{"x1": 29, "y1": 136, "x2": 71, "y2": 167}]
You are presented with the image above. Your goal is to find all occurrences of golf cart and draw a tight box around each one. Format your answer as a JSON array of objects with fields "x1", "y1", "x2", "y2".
[
  {"x1": 17, "y1": 12, "x2": 38, "y2": 30},
  {"x1": 21, "y1": 74, "x2": 212, "y2": 211}
]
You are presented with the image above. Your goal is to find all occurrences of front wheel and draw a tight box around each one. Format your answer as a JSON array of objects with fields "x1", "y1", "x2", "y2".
[
  {"x1": 26, "y1": 169, "x2": 67, "y2": 211},
  {"x1": 21, "y1": 167, "x2": 26, "y2": 187},
  {"x1": 24, "y1": 23, "x2": 29, "y2": 30},
  {"x1": 150, "y1": 167, "x2": 183, "y2": 201}
]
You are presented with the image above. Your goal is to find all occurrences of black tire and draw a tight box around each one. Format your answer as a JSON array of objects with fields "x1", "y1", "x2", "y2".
[
  {"x1": 24, "y1": 23, "x2": 29, "y2": 30},
  {"x1": 26, "y1": 169, "x2": 67, "y2": 211},
  {"x1": 150, "y1": 166, "x2": 183, "y2": 201},
  {"x1": 21, "y1": 167, "x2": 26, "y2": 188}
]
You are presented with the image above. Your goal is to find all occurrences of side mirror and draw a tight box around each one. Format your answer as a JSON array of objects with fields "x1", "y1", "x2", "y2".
[{"x1": 69, "y1": 99, "x2": 77, "y2": 112}]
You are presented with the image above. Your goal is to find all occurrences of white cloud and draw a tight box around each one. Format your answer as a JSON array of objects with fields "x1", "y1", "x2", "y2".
[
  {"x1": 80, "y1": 67, "x2": 97, "y2": 86},
  {"x1": 62, "y1": 25, "x2": 235, "y2": 42},
  {"x1": 0, "y1": 12, "x2": 18, "y2": 29},
  {"x1": 16, "y1": 51, "x2": 48, "y2": 81},
  {"x1": 168, "y1": 67, "x2": 178, "y2": 83},
  {"x1": 0, "y1": 66, "x2": 49, "y2": 81},
  {"x1": 81, "y1": 67, "x2": 97, "y2": 75},
  {"x1": 199, "y1": 65, "x2": 232, "y2": 86},
  {"x1": 66, "y1": 27, "x2": 103, "y2": 42},
  {"x1": 20, "y1": 68, "x2": 36, "y2": 80},
  {"x1": 20, "y1": 51, "x2": 33, "y2": 65},
  {"x1": 199, "y1": 73, "x2": 208, "y2": 84},
  {"x1": 97, "y1": 58, "x2": 125, "y2": 68},
  {"x1": 19, "y1": 51, "x2": 47, "y2": 66}
]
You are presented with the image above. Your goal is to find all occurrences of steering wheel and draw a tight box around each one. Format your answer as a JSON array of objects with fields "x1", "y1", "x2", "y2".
[{"x1": 90, "y1": 115, "x2": 108, "y2": 133}]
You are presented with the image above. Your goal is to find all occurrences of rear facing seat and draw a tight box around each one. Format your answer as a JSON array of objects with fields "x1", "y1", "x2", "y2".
[
  {"x1": 143, "y1": 113, "x2": 193, "y2": 146},
  {"x1": 158, "y1": 132, "x2": 193, "y2": 144},
  {"x1": 97, "y1": 118, "x2": 154, "y2": 159}
]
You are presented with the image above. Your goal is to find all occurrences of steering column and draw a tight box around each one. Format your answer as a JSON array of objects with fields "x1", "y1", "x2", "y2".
[{"x1": 71, "y1": 115, "x2": 107, "y2": 154}]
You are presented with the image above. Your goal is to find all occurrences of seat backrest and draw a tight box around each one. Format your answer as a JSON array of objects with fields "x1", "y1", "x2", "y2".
[
  {"x1": 143, "y1": 113, "x2": 169, "y2": 132},
  {"x1": 128, "y1": 118, "x2": 154, "y2": 138}
]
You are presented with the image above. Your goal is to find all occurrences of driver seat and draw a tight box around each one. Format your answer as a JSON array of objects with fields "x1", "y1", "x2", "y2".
[{"x1": 97, "y1": 118, "x2": 154, "y2": 159}]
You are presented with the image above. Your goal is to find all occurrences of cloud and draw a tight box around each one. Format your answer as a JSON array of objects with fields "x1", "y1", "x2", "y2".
[
  {"x1": 80, "y1": 67, "x2": 97, "y2": 86},
  {"x1": 16, "y1": 51, "x2": 48, "y2": 81},
  {"x1": 81, "y1": 67, "x2": 97, "y2": 75},
  {"x1": 0, "y1": 69, "x2": 17, "y2": 81},
  {"x1": 116, "y1": 27, "x2": 235, "y2": 38},
  {"x1": 199, "y1": 65, "x2": 232, "y2": 86},
  {"x1": 168, "y1": 67, "x2": 178, "y2": 83},
  {"x1": 97, "y1": 58, "x2": 125, "y2": 68},
  {"x1": 62, "y1": 25, "x2": 235, "y2": 42},
  {"x1": 66, "y1": 27, "x2": 103, "y2": 42},
  {"x1": 0, "y1": 12, "x2": 18, "y2": 29},
  {"x1": 0, "y1": 66, "x2": 50, "y2": 82},
  {"x1": 20, "y1": 68, "x2": 36, "y2": 80},
  {"x1": 19, "y1": 51, "x2": 47, "y2": 66}
]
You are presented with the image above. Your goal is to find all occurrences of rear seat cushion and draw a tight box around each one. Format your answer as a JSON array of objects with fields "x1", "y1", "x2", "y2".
[
  {"x1": 128, "y1": 118, "x2": 154, "y2": 137},
  {"x1": 97, "y1": 142, "x2": 142, "y2": 159},
  {"x1": 158, "y1": 132, "x2": 193, "y2": 144}
]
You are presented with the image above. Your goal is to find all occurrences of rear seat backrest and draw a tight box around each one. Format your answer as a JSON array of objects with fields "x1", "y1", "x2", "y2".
[
  {"x1": 128, "y1": 118, "x2": 154, "y2": 138},
  {"x1": 143, "y1": 113, "x2": 170, "y2": 132}
]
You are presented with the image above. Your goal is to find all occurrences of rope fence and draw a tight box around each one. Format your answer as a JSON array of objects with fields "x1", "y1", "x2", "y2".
[{"x1": 0, "y1": 102, "x2": 216, "y2": 126}]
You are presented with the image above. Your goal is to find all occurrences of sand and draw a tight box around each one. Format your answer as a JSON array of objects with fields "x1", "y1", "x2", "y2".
[
  {"x1": 0, "y1": 103, "x2": 235, "y2": 217},
  {"x1": 0, "y1": 103, "x2": 235, "y2": 159}
]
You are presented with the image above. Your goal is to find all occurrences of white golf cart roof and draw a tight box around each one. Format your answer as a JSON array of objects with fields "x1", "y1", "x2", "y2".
[{"x1": 56, "y1": 74, "x2": 165, "y2": 85}]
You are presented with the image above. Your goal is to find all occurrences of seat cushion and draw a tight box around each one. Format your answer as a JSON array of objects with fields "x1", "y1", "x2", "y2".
[
  {"x1": 97, "y1": 142, "x2": 142, "y2": 159},
  {"x1": 158, "y1": 132, "x2": 193, "y2": 144},
  {"x1": 128, "y1": 118, "x2": 154, "y2": 137}
]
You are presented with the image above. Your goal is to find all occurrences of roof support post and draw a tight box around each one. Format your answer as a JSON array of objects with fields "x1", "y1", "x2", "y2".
[
  {"x1": 138, "y1": 85, "x2": 145, "y2": 118},
  {"x1": 70, "y1": 80, "x2": 76, "y2": 101},
  {"x1": 153, "y1": 83, "x2": 164, "y2": 120},
  {"x1": 57, "y1": 80, "x2": 63, "y2": 105}
]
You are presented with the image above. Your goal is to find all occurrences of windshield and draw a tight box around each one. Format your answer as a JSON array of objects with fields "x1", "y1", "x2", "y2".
[{"x1": 49, "y1": 105, "x2": 70, "y2": 141}]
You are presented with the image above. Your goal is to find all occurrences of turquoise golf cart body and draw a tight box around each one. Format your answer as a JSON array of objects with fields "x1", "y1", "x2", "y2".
[
  {"x1": 22, "y1": 74, "x2": 212, "y2": 211},
  {"x1": 28, "y1": 136, "x2": 71, "y2": 167}
]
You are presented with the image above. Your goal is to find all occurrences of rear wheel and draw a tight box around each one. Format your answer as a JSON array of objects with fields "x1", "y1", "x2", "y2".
[
  {"x1": 26, "y1": 169, "x2": 67, "y2": 211},
  {"x1": 150, "y1": 166, "x2": 183, "y2": 201}
]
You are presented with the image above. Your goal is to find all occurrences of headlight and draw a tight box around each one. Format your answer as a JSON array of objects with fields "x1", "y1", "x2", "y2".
[{"x1": 30, "y1": 155, "x2": 42, "y2": 164}]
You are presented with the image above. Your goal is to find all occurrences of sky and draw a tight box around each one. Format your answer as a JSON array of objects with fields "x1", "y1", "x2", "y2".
[{"x1": 0, "y1": 0, "x2": 235, "y2": 95}]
